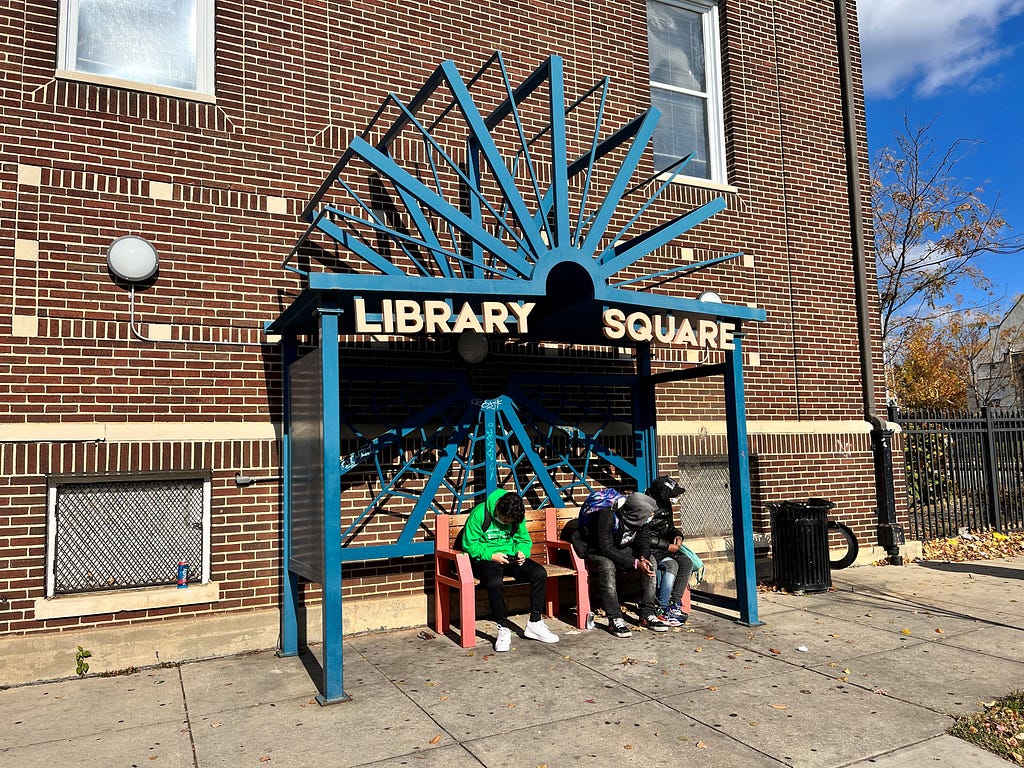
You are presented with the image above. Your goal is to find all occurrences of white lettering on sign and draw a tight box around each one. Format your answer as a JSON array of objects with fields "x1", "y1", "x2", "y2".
[
  {"x1": 602, "y1": 308, "x2": 736, "y2": 350},
  {"x1": 354, "y1": 298, "x2": 536, "y2": 335}
]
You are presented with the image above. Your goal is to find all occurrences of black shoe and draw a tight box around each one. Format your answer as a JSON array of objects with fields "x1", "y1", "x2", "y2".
[
  {"x1": 609, "y1": 617, "x2": 633, "y2": 638},
  {"x1": 640, "y1": 614, "x2": 669, "y2": 632}
]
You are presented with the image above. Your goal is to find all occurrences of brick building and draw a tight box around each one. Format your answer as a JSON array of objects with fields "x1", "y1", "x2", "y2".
[{"x1": 0, "y1": 0, "x2": 905, "y2": 682}]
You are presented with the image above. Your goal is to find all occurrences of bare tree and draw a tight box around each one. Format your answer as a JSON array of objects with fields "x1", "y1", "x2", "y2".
[{"x1": 872, "y1": 116, "x2": 1024, "y2": 371}]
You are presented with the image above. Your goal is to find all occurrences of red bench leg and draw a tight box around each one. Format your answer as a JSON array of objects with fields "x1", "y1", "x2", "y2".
[{"x1": 457, "y1": 582, "x2": 476, "y2": 648}]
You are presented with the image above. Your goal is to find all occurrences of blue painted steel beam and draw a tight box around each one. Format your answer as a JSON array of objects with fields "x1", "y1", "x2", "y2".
[
  {"x1": 597, "y1": 197, "x2": 727, "y2": 277},
  {"x1": 497, "y1": 399, "x2": 566, "y2": 505},
  {"x1": 440, "y1": 60, "x2": 548, "y2": 257},
  {"x1": 317, "y1": 309, "x2": 350, "y2": 704},
  {"x1": 633, "y1": 344, "x2": 659, "y2": 489},
  {"x1": 346, "y1": 136, "x2": 534, "y2": 277},
  {"x1": 579, "y1": 107, "x2": 660, "y2": 258},
  {"x1": 547, "y1": 56, "x2": 570, "y2": 248},
  {"x1": 724, "y1": 332, "x2": 762, "y2": 627},
  {"x1": 279, "y1": 337, "x2": 300, "y2": 658},
  {"x1": 338, "y1": 542, "x2": 435, "y2": 562}
]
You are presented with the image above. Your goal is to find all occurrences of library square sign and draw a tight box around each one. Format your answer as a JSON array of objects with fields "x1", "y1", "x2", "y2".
[{"x1": 353, "y1": 297, "x2": 735, "y2": 351}]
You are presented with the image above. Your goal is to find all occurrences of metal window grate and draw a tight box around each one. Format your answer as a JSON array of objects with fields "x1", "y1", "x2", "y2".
[
  {"x1": 50, "y1": 477, "x2": 206, "y2": 595},
  {"x1": 676, "y1": 456, "x2": 733, "y2": 537}
]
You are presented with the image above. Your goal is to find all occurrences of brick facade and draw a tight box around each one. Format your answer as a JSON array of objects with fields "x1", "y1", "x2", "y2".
[{"x1": 0, "y1": 0, "x2": 903, "y2": 657}]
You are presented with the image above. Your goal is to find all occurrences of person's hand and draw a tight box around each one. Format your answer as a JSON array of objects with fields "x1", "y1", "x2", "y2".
[
  {"x1": 492, "y1": 552, "x2": 510, "y2": 564},
  {"x1": 637, "y1": 558, "x2": 654, "y2": 576},
  {"x1": 508, "y1": 551, "x2": 523, "y2": 565},
  {"x1": 667, "y1": 542, "x2": 680, "y2": 553}
]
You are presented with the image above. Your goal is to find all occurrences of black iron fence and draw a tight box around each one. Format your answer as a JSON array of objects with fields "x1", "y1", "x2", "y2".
[{"x1": 889, "y1": 405, "x2": 1024, "y2": 540}]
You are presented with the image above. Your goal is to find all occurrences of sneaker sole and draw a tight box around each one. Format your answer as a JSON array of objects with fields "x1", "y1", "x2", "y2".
[{"x1": 524, "y1": 629, "x2": 560, "y2": 643}]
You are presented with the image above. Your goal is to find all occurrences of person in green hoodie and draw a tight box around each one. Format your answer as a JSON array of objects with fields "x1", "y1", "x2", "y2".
[{"x1": 461, "y1": 489, "x2": 561, "y2": 652}]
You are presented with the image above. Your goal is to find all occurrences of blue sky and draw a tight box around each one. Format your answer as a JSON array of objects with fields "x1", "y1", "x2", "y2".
[{"x1": 858, "y1": 0, "x2": 1024, "y2": 310}]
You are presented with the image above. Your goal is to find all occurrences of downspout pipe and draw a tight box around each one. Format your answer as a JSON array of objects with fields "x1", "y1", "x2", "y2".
[{"x1": 835, "y1": 0, "x2": 905, "y2": 563}]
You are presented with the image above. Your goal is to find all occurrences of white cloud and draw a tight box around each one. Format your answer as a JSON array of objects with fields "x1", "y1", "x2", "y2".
[{"x1": 857, "y1": 0, "x2": 1024, "y2": 98}]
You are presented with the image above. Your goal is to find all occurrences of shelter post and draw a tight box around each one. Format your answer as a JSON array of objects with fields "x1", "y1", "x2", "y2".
[
  {"x1": 279, "y1": 336, "x2": 300, "y2": 657},
  {"x1": 724, "y1": 331, "x2": 762, "y2": 626},
  {"x1": 633, "y1": 343, "x2": 659, "y2": 488},
  {"x1": 318, "y1": 308, "x2": 350, "y2": 703}
]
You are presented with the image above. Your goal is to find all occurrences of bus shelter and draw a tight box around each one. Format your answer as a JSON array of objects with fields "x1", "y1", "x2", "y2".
[{"x1": 268, "y1": 54, "x2": 766, "y2": 703}]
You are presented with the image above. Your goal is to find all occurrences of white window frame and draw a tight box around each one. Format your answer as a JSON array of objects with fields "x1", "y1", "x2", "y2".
[
  {"x1": 45, "y1": 472, "x2": 212, "y2": 598},
  {"x1": 56, "y1": 0, "x2": 216, "y2": 101},
  {"x1": 648, "y1": 0, "x2": 728, "y2": 185}
]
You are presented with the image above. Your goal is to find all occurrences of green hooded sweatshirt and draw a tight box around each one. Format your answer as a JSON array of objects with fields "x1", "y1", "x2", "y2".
[{"x1": 461, "y1": 489, "x2": 532, "y2": 561}]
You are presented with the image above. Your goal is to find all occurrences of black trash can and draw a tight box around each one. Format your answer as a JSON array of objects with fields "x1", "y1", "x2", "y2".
[{"x1": 769, "y1": 499, "x2": 834, "y2": 592}]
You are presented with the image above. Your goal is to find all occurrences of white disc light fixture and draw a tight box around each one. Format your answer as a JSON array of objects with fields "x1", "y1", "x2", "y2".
[{"x1": 107, "y1": 235, "x2": 159, "y2": 282}]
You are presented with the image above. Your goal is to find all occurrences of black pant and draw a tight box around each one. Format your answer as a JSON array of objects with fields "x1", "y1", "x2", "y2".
[{"x1": 470, "y1": 557, "x2": 546, "y2": 626}]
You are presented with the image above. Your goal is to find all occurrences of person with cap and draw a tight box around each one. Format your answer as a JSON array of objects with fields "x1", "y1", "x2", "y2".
[
  {"x1": 646, "y1": 476, "x2": 693, "y2": 626},
  {"x1": 576, "y1": 491, "x2": 669, "y2": 638}
]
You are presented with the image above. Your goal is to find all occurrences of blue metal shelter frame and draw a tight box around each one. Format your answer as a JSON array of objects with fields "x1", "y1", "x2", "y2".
[{"x1": 268, "y1": 53, "x2": 766, "y2": 703}]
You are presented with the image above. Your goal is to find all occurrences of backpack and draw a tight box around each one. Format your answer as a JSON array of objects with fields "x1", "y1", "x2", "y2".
[
  {"x1": 577, "y1": 488, "x2": 624, "y2": 538},
  {"x1": 454, "y1": 505, "x2": 492, "y2": 552}
]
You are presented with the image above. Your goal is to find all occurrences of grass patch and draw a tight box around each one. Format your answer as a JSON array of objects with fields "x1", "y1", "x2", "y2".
[{"x1": 949, "y1": 690, "x2": 1024, "y2": 764}]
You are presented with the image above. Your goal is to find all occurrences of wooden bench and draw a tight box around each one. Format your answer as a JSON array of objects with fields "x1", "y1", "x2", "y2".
[{"x1": 434, "y1": 507, "x2": 591, "y2": 648}]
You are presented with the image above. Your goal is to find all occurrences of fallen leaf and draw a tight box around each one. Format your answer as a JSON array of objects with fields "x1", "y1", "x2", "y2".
[
  {"x1": 708, "y1": 685, "x2": 718, "y2": 691},
  {"x1": 624, "y1": 744, "x2": 634, "y2": 750},
  {"x1": 770, "y1": 704, "x2": 788, "y2": 710},
  {"x1": 693, "y1": 646, "x2": 703, "y2": 653},
  {"x1": 843, "y1": 669, "x2": 851, "y2": 675},
  {"x1": 210, "y1": 722, "x2": 222, "y2": 728},
  {"x1": 800, "y1": 690, "x2": 812, "y2": 694},
  {"x1": 769, "y1": 648, "x2": 781, "y2": 655},
  {"x1": 429, "y1": 735, "x2": 442, "y2": 745},
  {"x1": 259, "y1": 758, "x2": 271, "y2": 763},
  {"x1": 935, "y1": 628, "x2": 944, "y2": 634},
  {"x1": 439, "y1": 695, "x2": 449, "y2": 701},
  {"x1": 695, "y1": 741, "x2": 707, "y2": 748},
  {"x1": 900, "y1": 628, "x2": 912, "y2": 635},
  {"x1": 661, "y1": 670, "x2": 670, "y2": 675},
  {"x1": 584, "y1": 698, "x2": 596, "y2": 704},
  {"x1": 506, "y1": 703, "x2": 516, "y2": 708}
]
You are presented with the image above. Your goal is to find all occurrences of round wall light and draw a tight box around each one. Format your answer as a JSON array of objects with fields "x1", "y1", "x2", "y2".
[
  {"x1": 698, "y1": 290, "x2": 723, "y2": 303},
  {"x1": 107, "y1": 235, "x2": 159, "y2": 282}
]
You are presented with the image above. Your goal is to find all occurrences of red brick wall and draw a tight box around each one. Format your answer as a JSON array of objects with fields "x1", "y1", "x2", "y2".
[{"x1": 1, "y1": 0, "x2": 904, "y2": 639}]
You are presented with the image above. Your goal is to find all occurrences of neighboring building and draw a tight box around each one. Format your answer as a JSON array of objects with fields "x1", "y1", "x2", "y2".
[
  {"x1": 0, "y1": 0, "x2": 903, "y2": 682},
  {"x1": 971, "y1": 297, "x2": 1024, "y2": 407}
]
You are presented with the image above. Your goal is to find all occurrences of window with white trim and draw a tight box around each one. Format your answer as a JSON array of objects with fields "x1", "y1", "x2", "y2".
[
  {"x1": 46, "y1": 474, "x2": 211, "y2": 596},
  {"x1": 647, "y1": 0, "x2": 726, "y2": 182},
  {"x1": 57, "y1": 0, "x2": 215, "y2": 97}
]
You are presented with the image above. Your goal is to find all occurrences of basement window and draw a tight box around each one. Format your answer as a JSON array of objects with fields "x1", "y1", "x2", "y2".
[{"x1": 46, "y1": 473, "x2": 211, "y2": 597}]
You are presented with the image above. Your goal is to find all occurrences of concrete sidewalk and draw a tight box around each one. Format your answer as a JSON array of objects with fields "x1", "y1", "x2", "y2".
[{"x1": 3, "y1": 557, "x2": 1023, "y2": 767}]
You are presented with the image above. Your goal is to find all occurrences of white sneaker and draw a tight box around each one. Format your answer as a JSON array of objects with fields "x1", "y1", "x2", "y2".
[
  {"x1": 495, "y1": 625, "x2": 512, "y2": 652},
  {"x1": 524, "y1": 619, "x2": 560, "y2": 644}
]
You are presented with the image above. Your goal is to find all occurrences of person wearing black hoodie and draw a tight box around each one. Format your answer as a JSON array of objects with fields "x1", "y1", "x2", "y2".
[
  {"x1": 646, "y1": 476, "x2": 693, "y2": 626},
  {"x1": 575, "y1": 492, "x2": 669, "y2": 638}
]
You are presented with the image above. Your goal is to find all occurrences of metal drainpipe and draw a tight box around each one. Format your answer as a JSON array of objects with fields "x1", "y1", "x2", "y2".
[{"x1": 835, "y1": 0, "x2": 905, "y2": 563}]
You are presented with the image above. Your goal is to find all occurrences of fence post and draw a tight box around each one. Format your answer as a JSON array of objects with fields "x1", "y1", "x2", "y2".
[{"x1": 981, "y1": 406, "x2": 1004, "y2": 532}]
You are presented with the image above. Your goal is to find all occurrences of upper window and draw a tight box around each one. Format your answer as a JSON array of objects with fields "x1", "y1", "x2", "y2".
[
  {"x1": 647, "y1": 0, "x2": 726, "y2": 183},
  {"x1": 57, "y1": 0, "x2": 214, "y2": 98}
]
